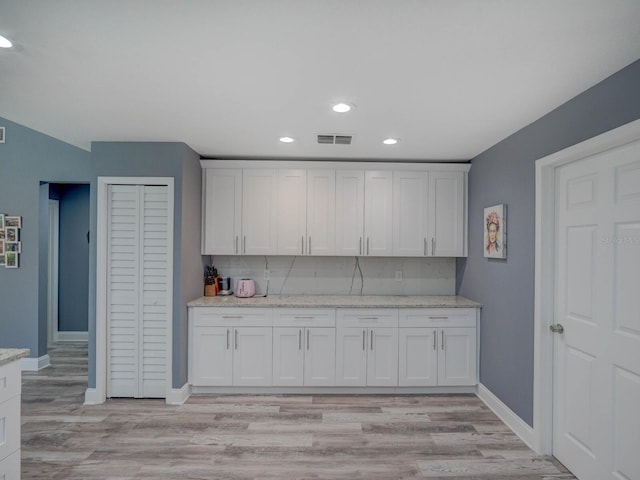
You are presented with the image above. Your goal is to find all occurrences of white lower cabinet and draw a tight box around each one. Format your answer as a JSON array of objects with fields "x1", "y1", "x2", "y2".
[
  {"x1": 399, "y1": 308, "x2": 477, "y2": 387},
  {"x1": 335, "y1": 309, "x2": 399, "y2": 386},
  {"x1": 273, "y1": 327, "x2": 335, "y2": 386},
  {"x1": 272, "y1": 309, "x2": 336, "y2": 386},
  {"x1": 189, "y1": 308, "x2": 273, "y2": 386},
  {"x1": 189, "y1": 305, "x2": 477, "y2": 390}
]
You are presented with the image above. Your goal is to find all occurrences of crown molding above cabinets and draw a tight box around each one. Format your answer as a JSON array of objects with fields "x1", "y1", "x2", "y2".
[{"x1": 201, "y1": 160, "x2": 469, "y2": 258}]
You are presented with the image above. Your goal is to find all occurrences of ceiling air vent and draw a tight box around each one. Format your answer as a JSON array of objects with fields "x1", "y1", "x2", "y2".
[
  {"x1": 0, "y1": 127, "x2": 4, "y2": 143},
  {"x1": 317, "y1": 134, "x2": 352, "y2": 145}
]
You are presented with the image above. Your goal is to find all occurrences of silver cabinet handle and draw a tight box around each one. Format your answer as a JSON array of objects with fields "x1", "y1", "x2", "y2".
[
  {"x1": 433, "y1": 331, "x2": 436, "y2": 350},
  {"x1": 222, "y1": 315, "x2": 242, "y2": 319},
  {"x1": 441, "y1": 330, "x2": 445, "y2": 350},
  {"x1": 299, "y1": 329, "x2": 302, "y2": 350},
  {"x1": 367, "y1": 237, "x2": 370, "y2": 255},
  {"x1": 235, "y1": 329, "x2": 239, "y2": 350},
  {"x1": 307, "y1": 329, "x2": 310, "y2": 350},
  {"x1": 358, "y1": 317, "x2": 379, "y2": 320},
  {"x1": 359, "y1": 237, "x2": 363, "y2": 256},
  {"x1": 370, "y1": 330, "x2": 374, "y2": 350},
  {"x1": 227, "y1": 329, "x2": 230, "y2": 350},
  {"x1": 235, "y1": 235, "x2": 239, "y2": 254},
  {"x1": 424, "y1": 238, "x2": 427, "y2": 256},
  {"x1": 428, "y1": 316, "x2": 449, "y2": 320},
  {"x1": 302, "y1": 235, "x2": 304, "y2": 255},
  {"x1": 362, "y1": 330, "x2": 366, "y2": 350},
  {"x1": 550, "y1": 324, "x2": 564, "y2": 334},
  {"x1": 308, "y1": 237, "x2": 311, "y2": 255},
  {"x1": 432, "y1": 238, "x2": 435, "y2": 256},
  {"x1": 243, "y1": 235, "x2": 247, "y2": 254},
  {"x1": 294, "y1": 316, "x2": 314, "y2": 320}
]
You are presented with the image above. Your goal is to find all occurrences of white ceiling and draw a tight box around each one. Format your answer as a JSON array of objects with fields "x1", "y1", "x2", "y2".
[{"x1": 1, "y1": 1, "x2": 639, "y2": 161}]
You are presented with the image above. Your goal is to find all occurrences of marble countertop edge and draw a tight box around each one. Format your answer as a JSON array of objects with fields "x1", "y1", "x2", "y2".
[
  {"x1": 187, "y1": 295, "x2": 482, "y2": 308},
  {"x1": 0, "y1": 348, "x2": 31, "y2": 367}
]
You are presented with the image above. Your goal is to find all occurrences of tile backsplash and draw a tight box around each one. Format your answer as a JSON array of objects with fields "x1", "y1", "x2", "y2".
[{"x1": 208, "y1": 256, "x2": 455, "y2": 296}]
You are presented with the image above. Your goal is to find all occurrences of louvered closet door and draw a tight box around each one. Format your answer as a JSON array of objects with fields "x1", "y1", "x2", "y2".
[{"x1": 107, "y1": 185, "x2": 169, "y2": 398}]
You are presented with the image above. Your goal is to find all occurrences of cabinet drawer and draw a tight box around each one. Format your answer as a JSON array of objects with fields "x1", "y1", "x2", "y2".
[
  {"x1": 273, "y1": 308, "x2": 336, "y2": 327},
  {"x1": 0, "y1": 361, "x2": 20, "y2": 404},
  {"x1": 399, "y1": 308, "x2": 476, "y2": 328},
  {"x1": 191, "y1": 307, "x2": 273, "y2": 327},
  {"x1": 338, "y1": 308, "x2": 398, "y2": 328},
  {"x1": 0, "y1": 395, "x2": 20, "y2": 463}
]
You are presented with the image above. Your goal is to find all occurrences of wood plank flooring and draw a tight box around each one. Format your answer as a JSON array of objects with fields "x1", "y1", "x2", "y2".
[{"x1": 21, "y1": 343, "x2": 576, "y2": 479}]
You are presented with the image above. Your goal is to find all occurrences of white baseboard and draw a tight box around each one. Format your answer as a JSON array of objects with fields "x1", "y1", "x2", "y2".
[
  {"x1": 166, "y1": 383, "x2": 192, "y2": 405},
  {"x1": 84, "y1": 388, "x2": 104, "y2": 405},
  {"x1": 55, "y1": 331, "x2": 88, "y2": 342},
  {"x1": 21, "y1": 354, "x2": 50, "y2": 371},
  {"x1": 477, "y1": 383, "x2": 535, "y2": 451}
]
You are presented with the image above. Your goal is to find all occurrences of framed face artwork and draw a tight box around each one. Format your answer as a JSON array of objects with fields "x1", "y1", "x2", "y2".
[{"x1": 484, "y1": 204, "x2": 507, "y2": 259}]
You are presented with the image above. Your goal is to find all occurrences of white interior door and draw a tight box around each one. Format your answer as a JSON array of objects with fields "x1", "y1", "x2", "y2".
[
  {"x1": 107, "y1": 184, "x2": 169, "y2": 398},
  {"x1": 553, "y1": 141, "x2": 640, "y2": 480},
  {"x1": 47, "y1": 199, "x2": 59, "y2": 344}
]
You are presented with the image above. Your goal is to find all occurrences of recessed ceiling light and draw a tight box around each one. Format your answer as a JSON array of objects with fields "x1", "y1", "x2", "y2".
[
  {"x1": 332, "y1": 103, "x2": 352, "y2": 113},
  {"x1": 383, "y1": 138, "x2": 398, "y2": 145},
  {"x1": 0, "y1": 35, "x2": 12, "y2": 48},
  {"x1": 279, "y1": 136, "x2": 294, "y2": 143}
]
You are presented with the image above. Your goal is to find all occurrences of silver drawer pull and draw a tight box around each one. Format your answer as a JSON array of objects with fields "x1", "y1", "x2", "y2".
[
  {"x1": 428, "y1": 316, "x2": 449, "y2": 320},
  {"x1": 222, "y1": 315, "x2": 242, "y2": 319},
  {"x1": 293, "y1": 316, "x2": 314, "y2": 320},
  {"x1": 358, "y1": 317, "x2": 379, "y2": 320},
  {"x1": 299, "y1": 329, "x2": 302, "y2": 350},
  {"x1": 227, "y1": 329, "x2": 230, "y2": 350}
]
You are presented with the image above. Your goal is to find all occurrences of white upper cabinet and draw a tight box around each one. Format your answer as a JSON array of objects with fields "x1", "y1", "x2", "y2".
[
  {"x1": 201, "y1": 161, "x2": 468, "y2": 258},
  {"x1": 278, "y1": 169, "x2": 307, "y2": 255},
  {"x1": 278, "y1": 169, "x2": 336, "y2": 256},
  {"x1": 364, "y1": 171, "x2": 393, "y2": 256},
  {"x1": 335, "y1": 170, "x2": 365, "y2": 256},
  {"x1": 306, "y1": 169, "x2": 336, "y2": 256},
  {"x1": 242, "y1": 169, "x2": 279, "y2": 255},
  {"x1": 393, "y1": 171, "x2": 429, "y2": 257},
  {"x1": 428, "y1": 171, "x2": 466, "y2": 257},
  {"x1": 202, "y1": 168, "x2": 242, "y2": 255}
]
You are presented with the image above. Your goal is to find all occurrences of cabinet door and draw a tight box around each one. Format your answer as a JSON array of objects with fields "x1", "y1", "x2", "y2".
[
  {"x1": 398, "y1": 328, "x2": 437, "y2": 386},
  {"x1": 278, "y1": 169, "x2": 307, "y2": 255},
  {"x1": 335, "y1": 170, "x2": 364, "y2": 256},
  {"x1": 307, "y1": 169, "x2": 336, "y2": 256},
  {"x1": 335, "y1": 327, "x2": 367, "y2": 386},
  {"x1": 304, "y1": 327, "x2": 335, "y2": 386},
  {"x1": 438, "y1": 327, "x2": 477, "y2": 386},
  {"x1": 273, "y1": 327, "x2": 304, "y2": 386},
  {"x1": 202, "y1": 169, "x2": 242, "y2": 255},
  {"x1": 233, "y1": 327, "x2": 273, "y2": 386},
  {"x1": 393, "y1": 171, "x2": 429, "y2": 256},
  {"x1": 366, "y1": 327, "x2": 398, "y2": 386},
  {"x1": 242, "y1": 169, "x2": 278, "y2": 255},
  {"x1": 428, "y1": 171, "x2": 465, "y2": 257},
  {"x1": 364, "y1": 171, "x2": 394, "y2": 256},
  {"x1": 190, "y1": 326, "x2": 233, "y2": 386}
]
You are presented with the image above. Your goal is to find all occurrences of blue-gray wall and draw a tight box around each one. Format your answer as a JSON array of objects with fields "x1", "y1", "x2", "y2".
[
  {"x1": 0, "y1": 117, "x2": 92, "y2": 358},
  {"x1": 90, "y1": 142, "x2": 201, "y2": 389},
  {"x1": 57, "y1": 184, "x2": 90, "y2": 332},
  {"x1": 458, "y1": 59, "x2": 640, "y2": 426}
]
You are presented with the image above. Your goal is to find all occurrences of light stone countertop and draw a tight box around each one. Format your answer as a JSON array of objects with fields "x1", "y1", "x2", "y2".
[
  {"x1": 0, "y1": 348, "x2": 30, "y2": 367},
  {"x1": 187, "y1": 295, "x2": 481, "y2": 308}
]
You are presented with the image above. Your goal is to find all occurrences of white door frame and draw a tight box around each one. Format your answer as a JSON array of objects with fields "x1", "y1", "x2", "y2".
[
  {"x1": 533, "y1": 119, "x2": 640, "y2": 454},
  {"x1": 48, "y1": 199, "x2": 60, "y2": 344},
  {"x1": 87, "y1": 176, "x2": 174, "y2": 405}
]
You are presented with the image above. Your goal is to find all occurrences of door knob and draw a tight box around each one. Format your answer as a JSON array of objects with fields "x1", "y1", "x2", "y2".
[{"x1": 550, "y1": 324, "x2": 564, "y2": 334}]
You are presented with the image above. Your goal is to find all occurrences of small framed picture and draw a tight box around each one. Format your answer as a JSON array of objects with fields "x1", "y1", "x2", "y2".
[
  {"x1": 5, "y1": 216, "x2": 21, "y2": 228},
  {"x1": 0, "y1": 213, "x2": 4, "y2": 229},
  {"x1": 484, "y1": 204, "x2": 507, "y2": 259},
  {"x1": 6, "y1": 252, "x2": 18, "y2": 268},
  {"x1": 6, "y1": 242, "x2": 20, "y2": 253},
  {"x1": 0, "y1": 229, "x2": 4, "y2": 240},
  {"x1": 5, "y1": 226, "x2": 18, "y2": 243},
  {"x1": 0, "y1": 239, "x2": 4, "y2": 254},
  {"x1": 0, "y1": 254, "x2": 5, "y2": 267}
]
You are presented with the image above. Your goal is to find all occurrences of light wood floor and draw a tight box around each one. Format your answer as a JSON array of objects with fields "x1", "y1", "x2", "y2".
[{"x1": 21, "y1": 343, "x2": 576, "y2": 479}]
